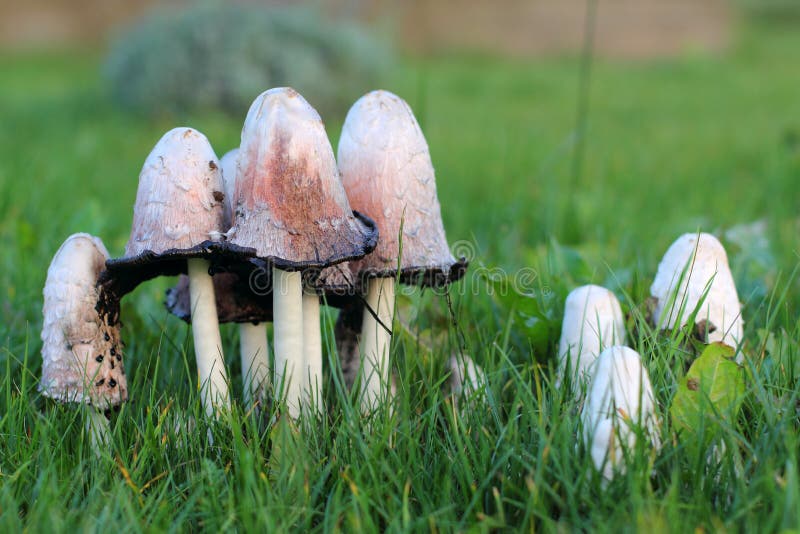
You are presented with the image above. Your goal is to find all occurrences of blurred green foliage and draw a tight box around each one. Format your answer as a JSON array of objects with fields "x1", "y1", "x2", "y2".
[
  {"x1": 737, "y1": 0, "x2": 800, "y2": 22},
  {"x1": 103, "y1": 3, "x2": 394, "y2": 117}
]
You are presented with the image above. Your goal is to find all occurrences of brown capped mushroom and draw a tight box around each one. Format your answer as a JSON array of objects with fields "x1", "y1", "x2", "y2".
[
  {"x1": 41, "y1": 233, "x2": 127, "y2": 448},
  {"x1": 336, "y1": 90, "x2": 467, "y2": 410},
  {"x1": 225, "y1": 88, "x2": 377, "y2": 417},
  {"x1": 104, "y1": 127, "x2": 231, "y2": 416}
]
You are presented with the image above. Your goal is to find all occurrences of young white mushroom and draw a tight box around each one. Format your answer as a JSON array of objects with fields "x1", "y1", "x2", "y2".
[
  {"x1": 650, "y1": 233, "x2": 743, "y2": 356},
  {"x1": 580, "y1": 346, "x2": 660, "y2": 481},
  {"x1": 105, "y1": 127, "x2": 229, "y2": 417},
  {"x1": 337, "y1": 90, "x2": 467, "y2": 411},
  {"x1": 226, "y1": 88, "x2": 377, "y2": 418},
  {"x1": 41, "y1": 233, "x2": 127, "y2": 449},
  {"x1": 558, "y1": 285, "x2": 626, "y2": 393}
]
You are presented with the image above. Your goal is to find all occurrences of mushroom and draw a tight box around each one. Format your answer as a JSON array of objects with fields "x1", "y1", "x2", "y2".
[
  {"x1": 225, "y1": 88, "x2": 377, "y2": 418},
  {"x1": 104, "y1": 127, "x2": 230, "y2": 416},
  {"x1": 650, "y1": 233, "x2": 743, "y2": 356},
  {"x1": 557, "y1": 285, "x2": 626, "y2": 393},
  {"x1": 336, "y1": 90, "x2": 467, "y2": 410},
  {"x1": 580, "y1": 346, "x2": 660, "y2": 482},
  {"x1": 40, "y1": 233, "x2": 127, "y2": 448}
]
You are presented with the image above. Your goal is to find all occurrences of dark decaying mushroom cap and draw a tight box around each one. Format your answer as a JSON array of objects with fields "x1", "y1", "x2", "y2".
[
  {"x1": 225, "y1": 87, "x2": 377, "y2": 271},
  {"x1": 165, "y1": 272, "x2": 273, "y2": 324},
  {"x1": 338, "y1": 90, "x2": 467, "y2": 286},
  {"x1": 103, "y1": 127, "x2": 236, "y2": 297},
  {"x1": 41, "y1": 233, "x2": 128, "y2": 410}
]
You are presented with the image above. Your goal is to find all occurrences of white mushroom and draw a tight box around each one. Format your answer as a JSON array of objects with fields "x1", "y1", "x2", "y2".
[
  {"x1": 41, "y1": 233, "x2": 127, "y2": 449},
  {"x1": 650, "y1": 233, "x2": 743, "y2": 356},
  {"x1": 106, "y1": 127, "x2": 229, "y2": 417},
  {"x1": 558, "y1": 285, "x2": 626, "y2": 393},
  {"x1": 337, "y1": 90, "x2": 467, "y2": 412},
  {"x1": 581, "y1": 346, "x2": 661, "y2": 481}
]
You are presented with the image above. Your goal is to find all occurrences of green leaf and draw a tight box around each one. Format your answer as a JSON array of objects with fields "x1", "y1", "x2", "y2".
[{"x1": 670, "y1": 342, "x2": 745, "y2": 453}]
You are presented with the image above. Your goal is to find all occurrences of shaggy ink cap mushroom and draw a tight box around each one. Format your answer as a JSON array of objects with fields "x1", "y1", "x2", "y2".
[
  {"x1": 338, "y1": 90, "x2": 467, "y2": 287},
  {"x1": 650, "y1": 232, "x2": 743, "y2": 351},
  {"x1": 558, "y1": 285, "x2": 626, "y2": 392},
  {"x1": 334, "y1": 90, "x2": 468, "y2": 411},
  {"x1": 41, "y1": 233, "x2": 127, "y2": 410},
  {"x1": 105, "y1": 126, "x2": 235, "y2": 415},
  {"x1": 104, "y1": 127, "x2": 249, "y2": 295},
  {"x1": 224, "y1": 88, "x2": 377, "y2": 417},
  {"x1": 225, "y1": 87, "x2": 377, "y2": 269},
  {"x1": 580, "y1": 346, "x2": 661, "y2": 482}
]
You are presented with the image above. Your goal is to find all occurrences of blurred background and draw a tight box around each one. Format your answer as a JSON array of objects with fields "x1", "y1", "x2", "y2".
[{"x1": 1, "y1": 0, "x2": 799, "y2": 361}]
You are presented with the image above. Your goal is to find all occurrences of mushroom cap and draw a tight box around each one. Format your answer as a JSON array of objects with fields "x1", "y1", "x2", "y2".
[
  {"x1": 580, "y1": 346, "x2": 660, "y2": 480},
  {"x1": 104, "y1": 127, "x2": 238, "y2": 296},
  {"x1": 558, "y1": 285, "x2": 626, "y2": 390},
  {"x1": 650, "y1": 233, "x2": 743, "y2": 347},
  {"x1": 40, "y1": 233, "x2": 128, "y2": 409},
  {"x1": 307, "y1": 262, "x2": 359, "y2": 309},
  {"x1": 219, "y1": 148, "x2": 239, "y2": 229},
  {"x1": 338, "y1": 90, "x2": 467, "y2": 286},
  {"x1": 225, "y1": 87, "x2": 377, "y2": 270},
  {"x1": 165, "y1": 272, "x2": 272, "y2": 324}
]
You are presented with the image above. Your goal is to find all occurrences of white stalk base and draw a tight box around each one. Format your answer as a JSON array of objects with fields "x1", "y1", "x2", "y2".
[
  {"x1": 240, "y1": 322, "x2": 269, "y2": 408},
  {"x1": 187, "y1": 258, "x2": 229, "y2": 417},
  {"x1": 360, "y1": 277, "x2": 395, "y2": 411},
  {"x1": 303, "y1": 293, "x2": 323, "y2": 415},
  {"x1": 86, "y1": 408, "x2": 109, "y2": 457},
  {"x1": 273, "y1": 268, "x2": 304, "y2": 418}
]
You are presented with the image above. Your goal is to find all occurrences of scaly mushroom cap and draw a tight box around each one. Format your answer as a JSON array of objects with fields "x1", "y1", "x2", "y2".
[
  {"x1": 338, "y1": 90, "x2": 467, "y2": 286},
  {"x1": 226, "y1": 87, "x2": 377, "y2": 270},
  {"x1": 40, "y1": 233, "x2": 128, "y2": 410},
  {"x1": 650, "y1": 233, "x2": 743, "y2": 347},
  {"x1": 580, "y1": 346, "x2": 660, "y2": 480},
  {"x1": 165, "y1": 272, "x2": 272, "y2": 324},
  {"x1": 558, "y1": 285, "x2": 626, "y2": 389},
  {"x1": 103, "y1": 127, "x2": 243, "y2": 297}
]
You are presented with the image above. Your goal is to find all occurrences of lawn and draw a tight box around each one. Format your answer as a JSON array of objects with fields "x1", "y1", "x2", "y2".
[{"x1": 1, "y1": 20, "x2": 799, "y2": 531}]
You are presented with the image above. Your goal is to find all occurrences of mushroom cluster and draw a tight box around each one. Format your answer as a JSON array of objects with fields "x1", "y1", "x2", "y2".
[
  {"x1": 41, "y1": 87, "x2": 467, "y2": 438},
  {"x1": 558, "y1": 232, "x2": 743, "y2": 482}
]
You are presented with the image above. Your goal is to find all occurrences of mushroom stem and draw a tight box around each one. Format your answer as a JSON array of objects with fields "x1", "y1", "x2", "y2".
[
  {"x1": 273, "y1": 267, "x2": 304, "y2": 418},
  {"x1": 187, "y1": 258, "x2": 229, "y2": 416},
  {"x1": 302, "y1": 293, "x2": 323, "y2": 414},
  {"x1": 86, "y1": 408, "x2": 109, "y2": 454},
  {"x1": 360, "y1": 277, "x2": 395, "y2": 411},
  {"x1": 239, "y1": 322, "x2": 269, "y2": 408}
]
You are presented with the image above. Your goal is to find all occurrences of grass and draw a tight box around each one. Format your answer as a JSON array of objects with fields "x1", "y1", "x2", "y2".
[{"x1": 1, "y1": 21, "x2": 800, "y2": 532}]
